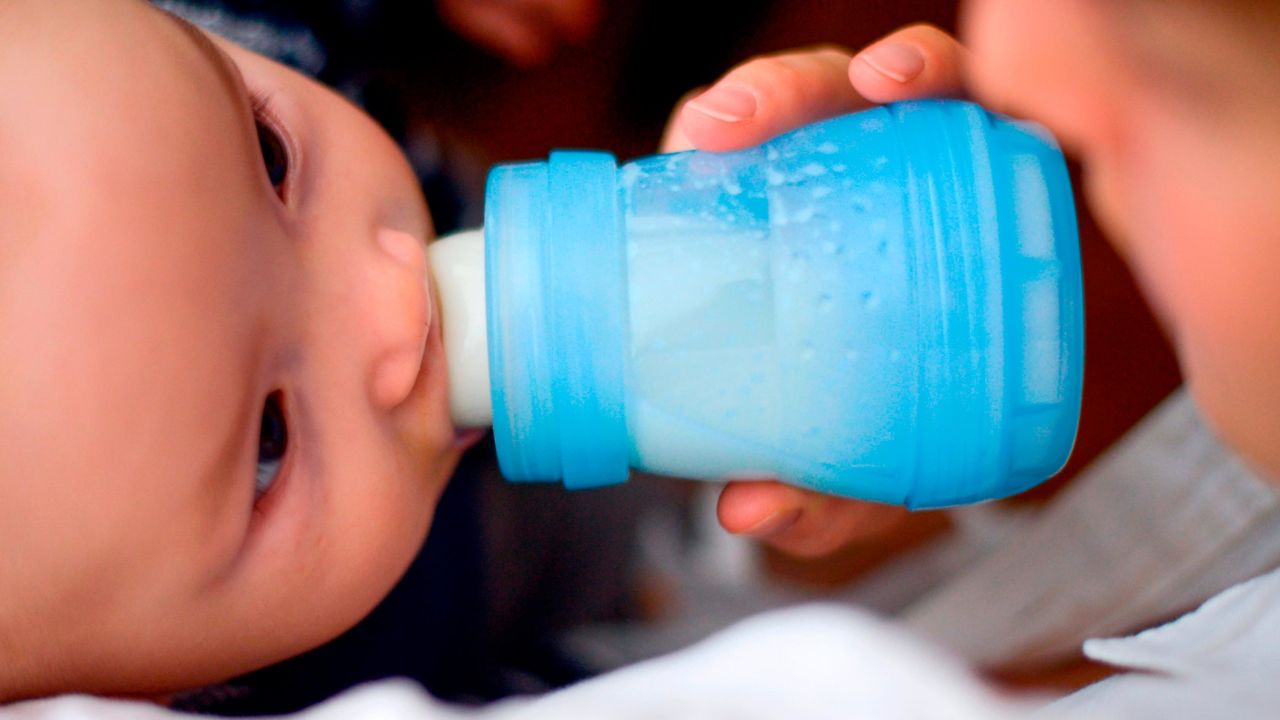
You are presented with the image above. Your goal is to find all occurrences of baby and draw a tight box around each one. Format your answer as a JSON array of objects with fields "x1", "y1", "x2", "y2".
[
  {"x1": 0, "y1": 0, "x2": 470, "y2": 700},
  {"x1": 6, "y1": 0, "x2": 1280, "y2": 715}
]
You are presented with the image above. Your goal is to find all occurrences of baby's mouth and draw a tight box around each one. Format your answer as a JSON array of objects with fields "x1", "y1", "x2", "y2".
[
  {"x1": 452, "y1": 427, "x2": 487, "y2": 450},
  {"x1": 369, "y1": 227, "x2": 435, "y2": 409}
]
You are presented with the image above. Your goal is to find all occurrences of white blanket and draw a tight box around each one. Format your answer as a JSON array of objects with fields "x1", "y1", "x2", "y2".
[{"x1": 13, "y1": 567, "x2": 1280, "y2": 720}]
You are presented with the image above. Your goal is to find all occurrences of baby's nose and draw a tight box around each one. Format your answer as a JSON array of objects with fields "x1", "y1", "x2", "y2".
[{"x1": 368, "y1": 227, "x2": 431, "y2": 410}]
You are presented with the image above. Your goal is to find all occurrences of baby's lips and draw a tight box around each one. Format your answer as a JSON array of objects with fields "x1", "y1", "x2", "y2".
[
  {"x1": 370, "y1": 228, "x2": 433, "y2": 409},
  {"x1": 370, "y1": 329, "x2": 430, "y2": 409},
  {"x1": 376, "y1": 225, "x2": 437, "y2": 330}
]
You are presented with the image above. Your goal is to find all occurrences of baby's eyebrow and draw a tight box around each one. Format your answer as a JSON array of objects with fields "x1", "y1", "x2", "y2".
[{"x1": 162, "y1": 10, "x2": 248, "y2": 111}]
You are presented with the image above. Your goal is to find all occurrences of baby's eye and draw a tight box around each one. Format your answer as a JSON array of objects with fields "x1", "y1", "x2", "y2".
[
  {"x1": 256, "y1": 120, "x2": 290, "y2": 199},
  {"x1": 251, "y1": 95, "x2": 290, "y2": 200},
  {"x1": 256, "y1": 391, "x2": 288, "y2": 496}
]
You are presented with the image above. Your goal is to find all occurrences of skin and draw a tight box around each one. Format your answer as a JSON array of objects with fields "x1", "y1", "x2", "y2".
[
  {"x1": 694, "y1": 2, "x2": 1280, "y2": 554},
  {"x1": 0, "y1": 0, "x2": 467, "y2": 700}
]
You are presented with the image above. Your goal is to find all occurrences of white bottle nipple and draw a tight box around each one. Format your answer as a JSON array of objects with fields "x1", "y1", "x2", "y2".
[{"x1": 428, "y1": 228, "x2": 492, "y2": 427}]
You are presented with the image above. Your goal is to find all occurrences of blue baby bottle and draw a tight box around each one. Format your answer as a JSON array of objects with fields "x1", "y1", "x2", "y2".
[{"x1": 428, "y1": 99, "x2": 1083, "y2": 509}]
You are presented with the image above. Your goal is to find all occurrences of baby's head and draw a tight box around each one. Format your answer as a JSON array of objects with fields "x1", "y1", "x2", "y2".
[
  {"x1": 0, "y1": 0, "x2": 463, "y2": 700},
  {"x1": 963, "y1": 0, "x2": 1280, "y2": 476}
]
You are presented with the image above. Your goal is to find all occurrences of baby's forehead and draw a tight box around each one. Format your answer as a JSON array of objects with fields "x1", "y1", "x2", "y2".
[
  {"x1": 1, "y1": 1, "x2": 272, "y2": 466},
  {"x1": 3, "y1": 1, "x2": 240, "y2": 149},
  {"x1": 1, "y1": 0, "x2": 257, "y2": 254}
]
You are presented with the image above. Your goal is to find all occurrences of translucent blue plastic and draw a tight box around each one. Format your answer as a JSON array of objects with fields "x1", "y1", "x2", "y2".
[{"x1": 484, "y1": 100, "x2": 1083, "y2": 508}]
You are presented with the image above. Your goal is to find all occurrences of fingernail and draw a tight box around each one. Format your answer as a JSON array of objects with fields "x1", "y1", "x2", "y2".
[
  {"x1": 742, "y1": 508, "x2": 802, "y2": 538},
  {"x1": 686, "y1": 83, "x2": 758, "y2": 123},
  {"x1": 857, "y1": 42, "x2": 925, "y2": 83}
]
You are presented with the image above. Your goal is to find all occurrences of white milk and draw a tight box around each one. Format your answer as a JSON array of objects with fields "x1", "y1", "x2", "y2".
[{"x1": 623, "y1": 214, "x2": 909, "y2": 490}]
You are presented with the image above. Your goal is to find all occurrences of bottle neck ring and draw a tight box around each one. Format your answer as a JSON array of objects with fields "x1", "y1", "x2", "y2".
[{"x1": 485, "y1": 151, "x2": 631, "y2": 489}]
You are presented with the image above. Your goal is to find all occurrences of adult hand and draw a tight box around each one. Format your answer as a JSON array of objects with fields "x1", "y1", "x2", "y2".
[
  {"x1": 660, "y1": 25, "x2": 969, "y2": 558},
  {"x1": 662, "y1": 24, "x2": 967, "y2": 153}
]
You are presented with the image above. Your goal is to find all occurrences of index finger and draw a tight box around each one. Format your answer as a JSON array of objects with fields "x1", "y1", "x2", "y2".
[
  {"x1": 668, "y1": 46, "x2": 863, "y2": 153},
  {"x1": 670, "y1": 24, "x2": 969, "y2": 153}
]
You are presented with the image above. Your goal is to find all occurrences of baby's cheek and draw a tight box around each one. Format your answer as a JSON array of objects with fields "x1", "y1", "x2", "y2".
[
  {"x1": 337, "y1": 448, "x2": 442, "y2": 577},
  {"x1": 1126, "y1": 145, "x2": 1280, "y2": 471}
]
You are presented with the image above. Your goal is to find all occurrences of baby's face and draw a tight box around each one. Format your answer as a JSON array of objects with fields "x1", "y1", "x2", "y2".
[
  {"x1": 0, "y1": 0, "x2": 466, "y2": 699},
  {"x1": 964, "y1": 0, "x2": 1280, "y2": 476}
]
